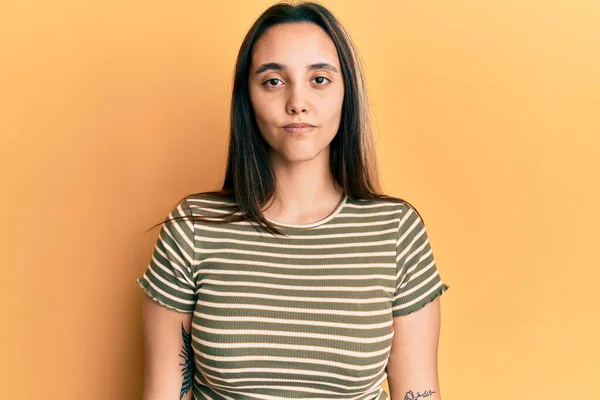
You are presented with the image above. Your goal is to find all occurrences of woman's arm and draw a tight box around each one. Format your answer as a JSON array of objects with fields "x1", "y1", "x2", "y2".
[
  {"x1": 141, "y1": 295, "x2": 195, "y2": 400},
  {"x1": 386, "y1": 297, "x2": 443, "y2": 400}
]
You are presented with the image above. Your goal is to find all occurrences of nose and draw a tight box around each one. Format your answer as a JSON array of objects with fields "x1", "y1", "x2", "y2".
[{"x1": 286, "y1": 82, "x2": 310, "y2": 114}]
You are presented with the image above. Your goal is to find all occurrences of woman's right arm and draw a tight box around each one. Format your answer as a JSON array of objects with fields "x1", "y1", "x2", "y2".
[{"x1": 141, "y1": 295, "x2": 194, "y2": 400}]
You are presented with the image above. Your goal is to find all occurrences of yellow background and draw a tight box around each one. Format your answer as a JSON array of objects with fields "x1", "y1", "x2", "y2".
[{"x1": 2, "y1": 0, "x2": 598, "y2": 398}]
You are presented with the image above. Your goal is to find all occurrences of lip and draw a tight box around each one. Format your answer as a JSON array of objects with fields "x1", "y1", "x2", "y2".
[
  {"x1": 284, "y1": 122, "x2": 315, "y2": 128},
  {"x1": 283, "y1": 126, "x2": 315, "y2": 134},
  {"x1": 283, "y1": 122, "x2": 316, "y2": 134}
]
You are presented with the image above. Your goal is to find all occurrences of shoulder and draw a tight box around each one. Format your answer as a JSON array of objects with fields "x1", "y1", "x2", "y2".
[
  {"x1": 183, "y1": 191, "x2": 238, "y2": 219},
  {"x1": 372, "y1": 195, "x2": 425, "y2": 224},
  {"x1": 348, "y1": 195, "x2": 429, "y2": 234},
  {"x1": 342, "y1": 195, "x2": 411, "y2": 228},
  {"x1": 348, "y1": 194, "x2": 413, "y2": 214}
]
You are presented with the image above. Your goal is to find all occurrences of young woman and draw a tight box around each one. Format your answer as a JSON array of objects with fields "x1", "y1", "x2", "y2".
[{"x1": 137, "y1": 2, "x2": 449, "y2": 399}]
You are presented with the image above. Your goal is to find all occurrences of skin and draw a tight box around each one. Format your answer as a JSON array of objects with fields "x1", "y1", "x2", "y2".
[
  {"x1": 141, "y1": 297, "x2": 194, "y2": 400},
  {"x1": 386, "y1": 298, "x2": 443, "y2": 399},
  {"x1": 248, "y1": 22, "x2": 345, "y2": 224}
]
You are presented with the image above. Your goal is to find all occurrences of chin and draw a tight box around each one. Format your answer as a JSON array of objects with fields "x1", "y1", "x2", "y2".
[{"x1": 289, "y1": 149, "x2": 326, "y2": 163}]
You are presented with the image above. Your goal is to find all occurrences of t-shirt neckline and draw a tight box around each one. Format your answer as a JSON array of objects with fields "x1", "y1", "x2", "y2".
[{"x1": 264, "y1": 193, "x2": 348, "y2": 230}]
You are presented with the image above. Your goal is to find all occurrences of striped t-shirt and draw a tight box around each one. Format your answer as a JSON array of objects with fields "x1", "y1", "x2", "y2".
[{"x1": 136, "y1": 192, "x2": 449, "y2": 400}]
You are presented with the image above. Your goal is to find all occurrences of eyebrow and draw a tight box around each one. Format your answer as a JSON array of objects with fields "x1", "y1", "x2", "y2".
[{"x1": 254, "y1": 62, "x2": 339, "y2": 75}]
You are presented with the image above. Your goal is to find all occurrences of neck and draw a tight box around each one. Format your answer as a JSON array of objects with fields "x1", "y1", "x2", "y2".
[{"x1": 262, "y1": 147, "x2": 344, "y2": 224}]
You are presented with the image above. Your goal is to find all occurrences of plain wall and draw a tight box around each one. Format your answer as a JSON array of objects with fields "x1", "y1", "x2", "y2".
[{"x1": 1, "y1": 0, "x2": 598, "y2": 398}]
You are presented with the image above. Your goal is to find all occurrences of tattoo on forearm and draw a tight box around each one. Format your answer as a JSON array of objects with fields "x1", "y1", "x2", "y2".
[
  {"x1": 179, "y1": 322, "x2": 194, "y2": 399},
  {"x1": 404, "y1": 389, "x2": 436, "y2": 400}
]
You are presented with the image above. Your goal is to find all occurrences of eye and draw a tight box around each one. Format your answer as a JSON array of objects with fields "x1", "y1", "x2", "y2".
[
  {"x1": 263, "y1": 78, "x2": 283, "y2": 87},
  {"x1": 313, "y1": 76, "x2": 331, "y2": 85}
]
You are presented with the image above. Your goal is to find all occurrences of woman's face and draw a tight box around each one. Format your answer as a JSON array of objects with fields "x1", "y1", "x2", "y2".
[{"x1": 248, "y1": 22, "x2": 345, "y2": 163}]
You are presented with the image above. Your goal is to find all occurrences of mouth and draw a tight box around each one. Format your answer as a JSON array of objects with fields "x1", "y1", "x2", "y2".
[{"x1": 282, "y1": 125, "x2": 316, "y2": 134}]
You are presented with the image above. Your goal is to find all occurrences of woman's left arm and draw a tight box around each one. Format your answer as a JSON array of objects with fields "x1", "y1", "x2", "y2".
[{"x1": 386, "y1": 297, "x2": 443, "y2": 400}]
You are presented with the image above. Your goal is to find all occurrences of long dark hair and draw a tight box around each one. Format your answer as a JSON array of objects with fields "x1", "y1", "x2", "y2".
[{"x1": 146, "y1": 1, "x2": 423, "y2": 236}]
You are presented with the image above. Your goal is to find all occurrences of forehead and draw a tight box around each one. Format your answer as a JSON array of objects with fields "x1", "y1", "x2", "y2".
[{"x1": 251, "y1": 22, "x2": 339, "y2": 68}]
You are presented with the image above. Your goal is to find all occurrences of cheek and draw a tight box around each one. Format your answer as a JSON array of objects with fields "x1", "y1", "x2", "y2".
[
  {"x1": 251, "y1": 95, "x2": 278, "y2": 126},
  {"x1": 249, "y1": 85, "x2": 267, "y2": 117},
  {"x1": 323, "y1": 85, "x2": 344, "y2": 112},
  {"x1": 321, "y1": 93, "x2": 344, "y2": 125}
]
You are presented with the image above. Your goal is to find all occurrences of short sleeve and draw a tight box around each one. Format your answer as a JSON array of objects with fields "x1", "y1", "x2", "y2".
[
  {"x1": 136, "y1": 198, "x2": 198, "y2": 313},
  {"x1": 392, "y1": 203, "x2": 449, "y2": 317}
]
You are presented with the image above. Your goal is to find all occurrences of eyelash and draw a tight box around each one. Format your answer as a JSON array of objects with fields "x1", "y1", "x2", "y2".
[{"x1": 262, "y1": 76, "x2": 331, "y2": 88}]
